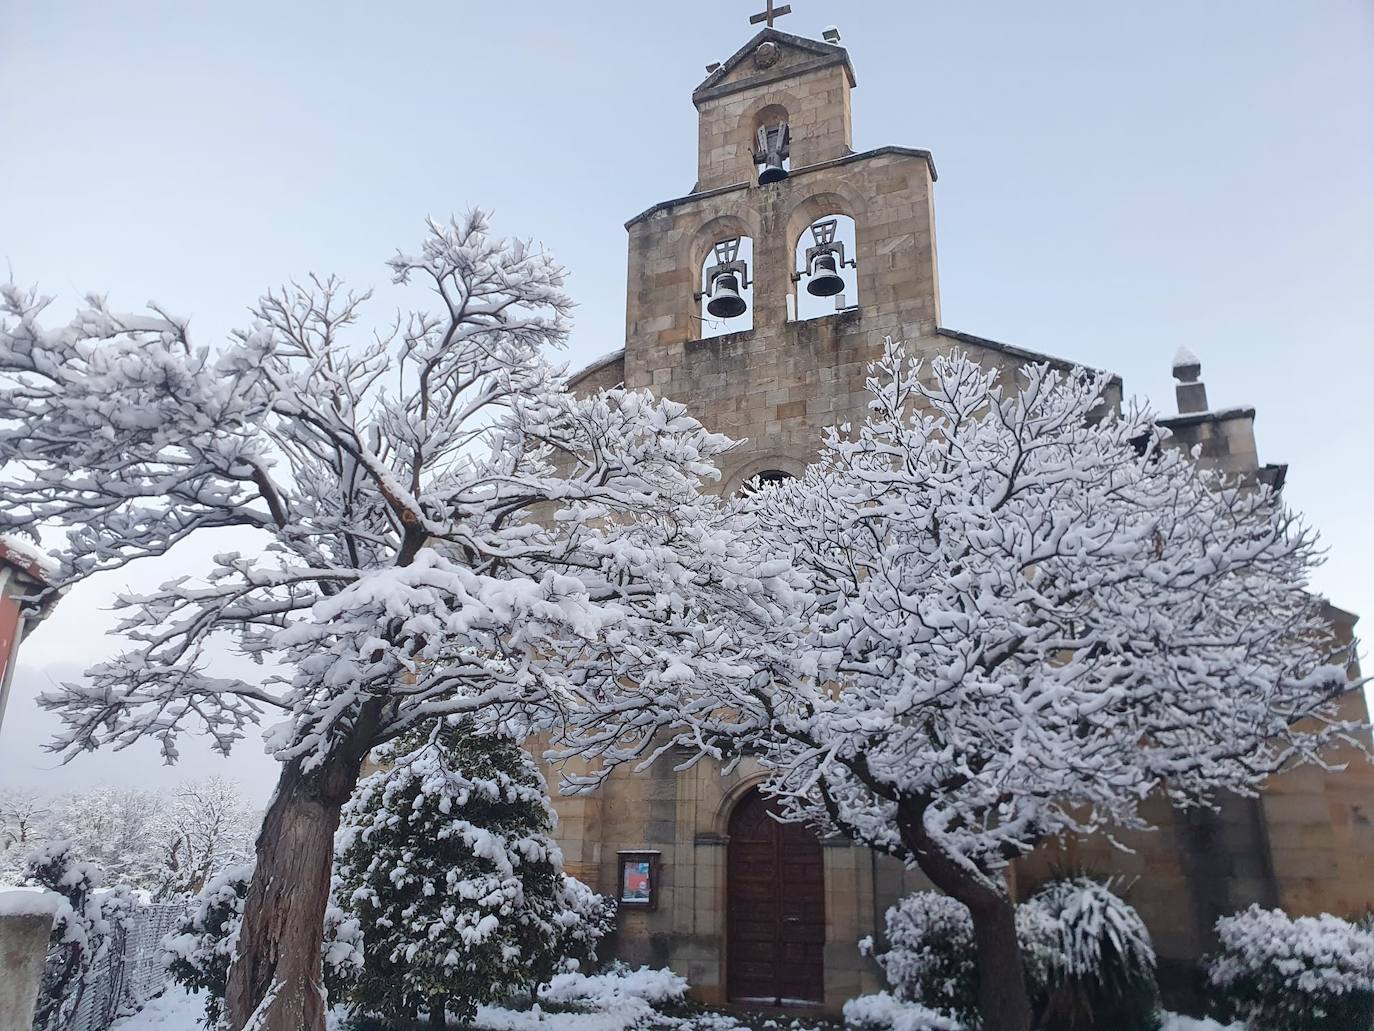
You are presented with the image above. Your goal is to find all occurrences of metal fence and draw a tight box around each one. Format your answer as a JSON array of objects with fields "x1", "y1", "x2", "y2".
[{"x1": 61, "y1": 901, "x2": 186, "y2": 1031}]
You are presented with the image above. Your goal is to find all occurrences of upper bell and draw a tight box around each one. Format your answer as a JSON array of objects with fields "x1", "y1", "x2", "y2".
[
  {"x1": 706, "y1": 273, "x2": 748, "y2": 319},
  {"x1": 806, "y1": 253, "x2": 846, "y2": 297},
  {"x1": 755, "y1": 122, "x2": 791, "y2": 186},
  {"x1": 758, "y1": 158, "x2": 789, "y2": 185}
]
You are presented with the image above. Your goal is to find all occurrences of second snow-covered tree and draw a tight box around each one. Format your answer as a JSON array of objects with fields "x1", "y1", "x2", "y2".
[
  {"x1": 564, "y1": 341, "x2": 1360, "y2": 1031},
  {"x1": 335, "y1": 718, "x2": 613, "y2": 1024}
]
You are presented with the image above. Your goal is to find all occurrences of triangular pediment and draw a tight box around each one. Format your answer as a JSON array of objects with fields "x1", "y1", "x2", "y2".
[{"x1": 694, "y1": 29, "x2": 855, "y2": 104}]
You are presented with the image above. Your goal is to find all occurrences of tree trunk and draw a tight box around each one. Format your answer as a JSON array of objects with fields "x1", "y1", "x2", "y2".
[
  {"x1": 896, "y1": 807, "x2": 1033, "y2": 1031},
  {"x1": 225, "y1": 727, "x2": 374, "y2": 1031}
]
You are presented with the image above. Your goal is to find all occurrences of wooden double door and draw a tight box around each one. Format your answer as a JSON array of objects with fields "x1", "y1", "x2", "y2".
[{"x1": 726, "y1": 789, "x2": 826, "y2": 1004}]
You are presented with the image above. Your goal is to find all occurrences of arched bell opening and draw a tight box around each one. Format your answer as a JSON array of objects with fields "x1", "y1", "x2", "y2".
[
  {"x1": 792, "y1": 214, "x2": 859, "y2": 323},
  {"x1": 751, "y1": 104, "x2": 792, "y2": 186},
  {"x1": 697, "y1": 236, "x2": 755, "y2": 339}
]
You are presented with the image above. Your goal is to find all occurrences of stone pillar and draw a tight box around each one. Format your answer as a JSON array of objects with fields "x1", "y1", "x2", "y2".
[{"x1": 0, "y1": 893, "x2": 58, "y2": 1031}]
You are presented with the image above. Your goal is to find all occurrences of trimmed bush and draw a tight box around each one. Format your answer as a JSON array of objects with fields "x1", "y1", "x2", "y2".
[
  {"x1": 862, "y1": 878, "x2": 1159, "y2": 1031},
  {"x1": 1208, "y1": 905, "x2": 1374, "y2": 1031},
  {"x1": 860, "y1": 892, "x2": 979, "y2": 1023}
]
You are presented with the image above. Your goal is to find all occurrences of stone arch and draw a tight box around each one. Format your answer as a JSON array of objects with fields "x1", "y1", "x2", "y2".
[
  {"x1": 709, "y1": 771, "x2": 771, "y2": 838},
  {"x1": 721, "y1": 454, "x2": 807, "y2": 498},
  {"x1": 731, "y1": 92, "x2": 803, "y2": 183},
  {"x1": 785, "y1": 189, "x2": 867, "y2": 255}
]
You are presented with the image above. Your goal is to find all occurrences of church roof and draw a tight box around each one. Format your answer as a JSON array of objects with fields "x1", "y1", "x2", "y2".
[
  {"x1": 568, "y1": 329, "x2": 1119, "y2": 391},
  {"x1": 625, "y1": 145, "x2": 937, "y2": 229},
  {"x1": 936, "y1": 328, "x2": 1121, "y2": 384},
  {"x1": 694, "y1": 28, "x2": 856, "y2": 104}
]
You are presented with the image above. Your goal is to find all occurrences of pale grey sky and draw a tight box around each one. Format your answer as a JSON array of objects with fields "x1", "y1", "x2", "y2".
[{"x1": 2, "y1": 0, "x2": 1371, "y2": 801}]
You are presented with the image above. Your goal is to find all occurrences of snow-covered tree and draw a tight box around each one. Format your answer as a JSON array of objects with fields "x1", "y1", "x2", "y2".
[
  {"x1": 336, "y1": 718, "x2": 613, "y2": 1024},
  {"x1": 561, "y1": 342, "x2": 1360, "y2": 1031},
  {"x1": 0, "y1": 788, "x2": 51, "y2": 881},
  {"x1": 23, "y1": 840, "x2": 139, "y2": 1031},
  {"x1": 51, "y1": 785, "x2": 167, "y2": 890},
  {"x1": 0, "y1": 211, "x2": 792, "y2": 1030},
  {"x1": 154, "y1": 777, "x2": 259, "y2": 900}
]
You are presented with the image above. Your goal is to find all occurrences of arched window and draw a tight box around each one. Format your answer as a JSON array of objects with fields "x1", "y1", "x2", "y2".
[
  {"x1": 737, "y1": 469, "x2": 795, "y2": 497},
  {"x1": 698, "y1": 236, "x2": 754, "y2": 339},
  {"x1": 792, "y1": 214, "x2": 858, "y2": 322}
]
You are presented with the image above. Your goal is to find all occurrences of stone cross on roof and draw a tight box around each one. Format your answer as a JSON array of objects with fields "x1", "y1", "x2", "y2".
[{"x1": 750, "y1": 0, "x2": 793, "y2": 29}]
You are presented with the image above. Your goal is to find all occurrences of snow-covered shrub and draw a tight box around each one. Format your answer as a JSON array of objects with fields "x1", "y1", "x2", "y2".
[
  {"x1": 1023, "y1": 877, "x2": 1159, "y2": 1031},
  {"x1": 860, "y1": 892, "x2": 978, "y2": 1022},
  {"x1": 553, "y1": 875, "x2": 617, "y2": 973},
  {"x1": 23, "y1": 841, "x2": 139, "y2": 1031},
  {"x1": 538, "y1": 965, "x2": 688, "y2": 1009},
  {"x1": 162, "y1": 863, "x2": 361, "y2": 1029},
  {"x1": 1208, "y1": 904, "x2": 1374, "y2": 1030},
  {"x1": 843, "y1": 991, "x2": 965, "y2": 1031},
  {"x1": 335, "y1": 718, "x2": 592, "y2": 1023},
  {"x1": 862, "y1": 880, "x2": 1157, "y2": 1030}
]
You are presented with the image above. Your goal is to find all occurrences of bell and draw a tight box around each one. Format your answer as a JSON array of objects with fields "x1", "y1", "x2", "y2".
[
  {"x1": 706, "y1": 273, "x2": 748, "y2": 319},
  {"x1": 758, "y1": 158, "x2": 789, "y2": 185},
  {"x1": 807, "y1": 253, "x2": 846, "y2": 297}
]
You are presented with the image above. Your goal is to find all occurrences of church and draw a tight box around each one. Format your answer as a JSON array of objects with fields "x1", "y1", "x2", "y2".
[{"x1": 551, "y1": 13, "x2": 1374, "y2": 1014}]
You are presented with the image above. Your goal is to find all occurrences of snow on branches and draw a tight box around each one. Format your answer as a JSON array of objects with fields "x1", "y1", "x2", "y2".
[
  {"x1": 557, "y1": 339, "x2": 1361, "y2": 1030},
  {"x1": 571, "y1": 339, "x2": 1357, "y2": 871},
  {"x1": 0, "y1": 211, "x2": 790, "y2": 774}
]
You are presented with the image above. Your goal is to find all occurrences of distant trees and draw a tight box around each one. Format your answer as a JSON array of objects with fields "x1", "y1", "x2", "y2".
[
  {"x1": 0, "y1": 777, "x2": 257, "y2": 896},
  {"x1": 155, "y1": 777, "x2": 258, "y2": 899},
  {"x1": 0, "y1": 788, "x2": 50, "y2": 879}
]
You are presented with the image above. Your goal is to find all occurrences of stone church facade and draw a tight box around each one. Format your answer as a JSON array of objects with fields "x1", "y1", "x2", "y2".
[{"x1": 552, "y1": 25, "x2": 1374, "y2": 1013}]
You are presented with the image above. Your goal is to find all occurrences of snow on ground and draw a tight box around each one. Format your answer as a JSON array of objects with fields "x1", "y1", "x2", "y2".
[
  {"x1": 1159, "y1": 1016, "x2": 1243, "y2": 1031},
  {"x1": 109, "y1": 988, "x2": 207, "y2": 1029},
  {"x1": 110, "y1": 982, "x2": 829, "y2": 1031},
  {"x1": 108, "y1": 985, "x2": 1238, "y2": 1031}
]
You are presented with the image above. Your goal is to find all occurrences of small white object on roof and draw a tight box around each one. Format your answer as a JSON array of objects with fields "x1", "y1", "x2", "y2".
[
  {"x1": 1172, "y1": 346, "x2": 1200, "y2": 370},
  {"x1": 0, "y1": 535, "x2": 58, "y2": 582}
]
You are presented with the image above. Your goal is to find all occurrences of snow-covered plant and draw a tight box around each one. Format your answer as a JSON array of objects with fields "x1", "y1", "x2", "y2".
[
  {"x1": 2, "y1": 211, "x2": 795, "y2": 1030},
  {"x1": 23, "y1": 840, "x2": 139, "y2": 1031},
  {"x1": 1023, "y1": 877, "x2": 1158, "y2": 1031},
  {"x1": 1208, "y1": 904, "x2": 1374, "y2": 1030},
  {"x1": 163, "y1": 863, "x2": 361, "y2": 1030},
  {"x1": 568, "y1": 340, "x2": 1361, "y2": 1031},
  {"x1": 861, "y1": 892, "x2": 979, "y2": 1022},
  {"x1": 865, "y1": 880, "x2": 1156, "y2": 1030},
  {"x1": 843, "y1": 992, "x2": 966, "y2": 1031},
  {"x1": 538, "y1": 965, "x2": 689, "y2": 1010},
  {"x1": 553, "y1": 875, "x2": 617, "y2": 973},
  {"x1": 335, "y1": 718, "x2": 601, "y2": 1023}
]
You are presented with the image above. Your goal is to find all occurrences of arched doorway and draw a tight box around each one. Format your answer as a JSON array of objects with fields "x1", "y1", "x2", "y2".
[{"x1": 726, "y1": 789, "x2": 825, "y2": 1004}]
